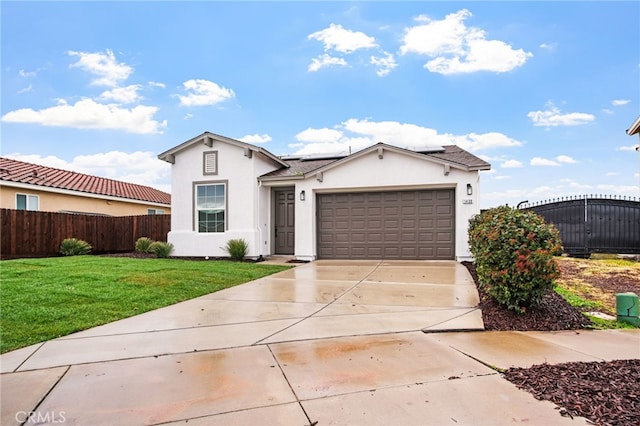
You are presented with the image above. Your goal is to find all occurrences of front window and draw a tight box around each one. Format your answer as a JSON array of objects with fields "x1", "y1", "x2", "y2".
[
  {"x1": 16, "y1": 194, "x2": 39, "y2": 211},
  {"x1": 196, "y1": 183, "x2": 226, "y2": 232},
  {"x1": 148, "y1": 209, "x2": 165, "y2": 215}
]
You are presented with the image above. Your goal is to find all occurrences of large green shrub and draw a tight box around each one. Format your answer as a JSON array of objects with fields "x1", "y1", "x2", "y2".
[
  {"x1": 148, "y1": 241, "x2": 174, "y2": 258},
  {"x1": 60, "y1": 238, "x2": 92, "y2": 256},
  {"x1": 135, "y1": 237, "x2": 154, "y2": 253},
  {"x1": 468, "y1": 205, "x2": 562, "y2": 314},
  {"x1": 224, "y1": 238, "x2": 249, "y2": 261}
]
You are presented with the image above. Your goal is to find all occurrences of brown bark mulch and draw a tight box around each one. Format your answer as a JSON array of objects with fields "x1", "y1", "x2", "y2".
[
  {"x1": 504, "y1": 360, "x2": 640, "y2": 426},
  {"x1": 462, "y1": 261, "x2": 639, "y2": 426}
]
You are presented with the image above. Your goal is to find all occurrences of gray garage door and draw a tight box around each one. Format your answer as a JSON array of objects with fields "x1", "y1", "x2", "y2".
[{"x1": 317, "y1": 189, "x2": 455, "y2": 260}]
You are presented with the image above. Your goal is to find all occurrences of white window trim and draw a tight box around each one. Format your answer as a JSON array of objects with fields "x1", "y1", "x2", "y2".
[
  {"x1": 16, "y1": 193, "x2": 39, "y2": 211},
  {"x1": 193, "y1": 180, "x2": 228, "y2": 232},
  {"x1": 147, "y1": 208, "x2": 165, "y2": 215}
]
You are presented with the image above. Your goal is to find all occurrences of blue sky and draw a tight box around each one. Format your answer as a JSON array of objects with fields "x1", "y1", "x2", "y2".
[{"x1": 2, "y1": 1, "x2": 639, "y2": 208}]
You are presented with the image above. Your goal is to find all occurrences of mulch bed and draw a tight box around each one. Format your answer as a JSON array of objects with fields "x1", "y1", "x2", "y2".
[
  {"x1": 462, "y1": 261, "x2": 639, "y2": 426},
  {"x1": 504, "y1": 360, "x2": 640, "y2": 425},
  {"x1": 461, "y1": 261, "x2": 592, "y2": 331}
]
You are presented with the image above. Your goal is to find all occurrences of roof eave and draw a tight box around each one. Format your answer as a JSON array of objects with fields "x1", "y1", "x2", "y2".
[
  {"x1": 626, "y1": 116, "x2": 640, "y2": 136},
  {"x1": 158, "y1": 131, "x2": 289, "y2": 168},
  {"x1": 258, "y1": 175, "x2": 305, "y2": 182}
]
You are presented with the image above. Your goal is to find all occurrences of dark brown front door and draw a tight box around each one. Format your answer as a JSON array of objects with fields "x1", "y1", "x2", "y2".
[{"x1": 275, "y1": 189, "x2": 295, "y2": 255}]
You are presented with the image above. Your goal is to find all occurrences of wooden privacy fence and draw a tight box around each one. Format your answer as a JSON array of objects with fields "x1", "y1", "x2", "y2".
[
  {"x1": 521, "y1": 195, "x2": 640, "y2": 257},
  {"x1": 1, "y1": 209, "x2": 171, "y2": 259}
]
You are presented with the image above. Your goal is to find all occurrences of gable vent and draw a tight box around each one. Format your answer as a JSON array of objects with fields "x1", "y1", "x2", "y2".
[{"x1": 203, "y1": 151, "x2": 218, "y2": 175}]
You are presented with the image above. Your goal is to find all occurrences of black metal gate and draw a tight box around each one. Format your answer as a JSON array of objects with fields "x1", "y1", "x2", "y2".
[{"x1": 521, "y1": 195, "x2": 640, "y2": 256}]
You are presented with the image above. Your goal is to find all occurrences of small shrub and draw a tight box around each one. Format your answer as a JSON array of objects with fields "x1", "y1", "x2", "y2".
[
  {"x1": 468, "y1": 205, "x2": 562, "y2": 314},
  {"x1": 224, "y1": 239, "x2": 249, "y2": 261},
  {"x1": 60, "y1": 238, "x2": 92, "y2": 256},
  {"x1": 148, "y1": 241, "x2": 174, "y2": 258},
  {"x1": 135, "y1": 237, "x2": 155, "y2": 253}
]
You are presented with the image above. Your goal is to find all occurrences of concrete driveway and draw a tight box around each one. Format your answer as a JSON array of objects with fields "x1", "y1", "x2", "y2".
[{"x1": 2, "y1": 260, "x2": 638, "y2": 425}]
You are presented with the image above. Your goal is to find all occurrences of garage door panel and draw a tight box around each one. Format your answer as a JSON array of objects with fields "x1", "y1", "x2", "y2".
[
  {"x1": 401, "y1": 219, "x2": 417, "y2": 228},
  {"x1": 368, "y1": 220, "x2": 382, "y2": 228},
  {"x1": 368, "y1": 233, "x2": 382, "y2": 242},
  {"x1": 317, "y1": 189, "x2": 455, "y2": 260}
]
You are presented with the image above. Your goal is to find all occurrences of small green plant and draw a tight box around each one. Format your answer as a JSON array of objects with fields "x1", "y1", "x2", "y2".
[
  {"x1": 135, "y1": 237, "x2": 155, "y2": 253},
  {"x1": 224, "y1": 239, "x2": 249, "y2": 261},
  {"x1": 468, "y1": 205, "x2": 562, "y2": 314},
  {"x1": 148, "y1": 241, "x2": 174, "y2": 258},
  {"x1": 60, "y1": 238, "x2": 92, "y2": 256}
]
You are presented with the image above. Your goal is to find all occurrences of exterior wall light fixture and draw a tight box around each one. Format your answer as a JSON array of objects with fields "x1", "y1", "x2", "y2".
[
  {"x1": 300, "y1": 190, "x2": 305, "y2": 201},
  {"x1": 467, "y1": 184, "x2": 473, "y2": 196}
]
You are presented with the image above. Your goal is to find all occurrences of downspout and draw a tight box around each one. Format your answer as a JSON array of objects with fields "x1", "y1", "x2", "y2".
[{"x1": 257, "y1": 180, "x2": 263, "y2": 259}]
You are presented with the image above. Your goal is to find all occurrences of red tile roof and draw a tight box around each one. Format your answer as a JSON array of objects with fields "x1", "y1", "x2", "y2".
[{"x1": 0, "y1": 157, "x2": 171, "y2": 205}]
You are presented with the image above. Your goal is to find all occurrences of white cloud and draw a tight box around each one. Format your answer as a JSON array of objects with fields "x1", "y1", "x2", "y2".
[
  {"x1": 1, "y1": 98, "x2": 166, "y2": 134},
  {"x1": 308, "y1": 23, "x2": 377, "y2": 53},
  {"x1": 530, "y1": 157, "x2": 560, "y2": 166},
  {"x1": 612, "y1": 99, "x2": 630, "y2": 106},
  {"x1": 177, "y1": 79, "x2": 235, "y2": 107},
  {"x1": 148, "y1": 81, "x2": 166, "y2": 89},
  {"x1": 616, "y1": 145, "x2": 638, "y2": 152},
  {"x1": 527, "y1": 102, "x2": 595, "y2": 127},
  {"x1": 68, "y1": 49, "x2": 133, "y2": 87},
  {"x1": 4, "y1": 151, "x2": 171, "y2": 193},
  {"x1": 290, "y1": 118, "x2": 523, "y2": 155},
  {"x1": 606, "y1": 172, "x2": 619, "y2": 176},
  {"x1": 99, "y1": 84, "x2": 142, "y2": 104},
  {"x1": 539, "y1": 42, "x2": 557, "y2": 50},
  {"x1": 295, "y1": 127, "x2": 344, "y2": 144},
  {"x1": 596, "y1": 184, "x2": 640, "y2": 195},
  {"x1": 17, "y1": 85, "x2": 33, "y2": 94},
  {"x1": 308, "y1": 54, "x2": 348, "y2": 72},
  {"x1": 602, "y1": 108, "x2": 614, "y2": 115},
  {"x1": 400, "y1": 9, "x2": 532, "y2": 75},
  {"x1": 19, "y1": 69, "x2": 37, "y2": 77},
  {"x1": 370, "y1": 52, "x2": 397, "y2": 77},
  {"x1": 451, "y1": 132, "x2": 523, "y2": 151},
  {"x1": 238, "y1": 134, "x2": 272, "y2": 144},
  {"x1": 501, "y1": 159, "x2": 523, "y2": 168},
  {"x1": 556, "y1": 155, "x2": 578, "y2": 164}
]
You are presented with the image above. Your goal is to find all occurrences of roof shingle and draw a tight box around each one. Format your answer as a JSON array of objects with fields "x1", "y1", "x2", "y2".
[
  {"x1": 259, "y1": 144, "x2": 490, "y2": 179},
  {"x1": 0, "y1": 157, "x2": 171, "y2": 205}
]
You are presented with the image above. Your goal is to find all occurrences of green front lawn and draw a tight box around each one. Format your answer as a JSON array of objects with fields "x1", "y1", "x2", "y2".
[{"x1": 0, "y1": 256, "x2": 289, "y2": 353}]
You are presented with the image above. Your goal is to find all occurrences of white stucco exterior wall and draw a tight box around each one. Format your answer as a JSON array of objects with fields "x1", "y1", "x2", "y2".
[
  {"x1": 167, "y1": 139, "x2": 279, "y2": 257},
  {"x1": 292, "y1": 148, "x2": 481, "y2": 261}
]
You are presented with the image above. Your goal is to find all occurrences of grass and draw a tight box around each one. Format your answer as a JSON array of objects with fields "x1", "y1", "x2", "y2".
[
  {"x1": 553, "y1": 284, "x2": 605, "y2": 312},
  {"x1": 0, "y1": 256, "x2": 290, "y2": 353}
]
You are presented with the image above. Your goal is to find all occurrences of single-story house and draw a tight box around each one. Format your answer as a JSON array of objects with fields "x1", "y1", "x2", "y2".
[
  {"x1": 0, "y1": 157, "x2": 171, "y2": 216},
  {"x1": 159, "y1": 131, "x2": 491, "y2": 261}
]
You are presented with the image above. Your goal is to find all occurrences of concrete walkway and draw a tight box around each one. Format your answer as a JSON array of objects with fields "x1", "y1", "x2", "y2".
[{"x1": 1, "y1": 260, "x2": 639, "y2": 425}]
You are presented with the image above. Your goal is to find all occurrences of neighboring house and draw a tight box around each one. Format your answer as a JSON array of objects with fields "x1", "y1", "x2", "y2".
[
  {"x1": 159, "y1": 132, "x2": 490, "y2": 261},
  {"x1": 0, "y1": 157, "x2": 171, "y2": 216}
]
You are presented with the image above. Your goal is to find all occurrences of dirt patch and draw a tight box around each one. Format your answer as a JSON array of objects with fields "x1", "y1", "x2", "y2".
[{"x1": 556, "y1": 257, "x2": 640, "y2": 315}]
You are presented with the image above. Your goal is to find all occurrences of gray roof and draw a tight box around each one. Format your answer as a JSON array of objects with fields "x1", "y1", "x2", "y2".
[{"x1": 259, "y1": 144, "x2": 490, "y2": 180}]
